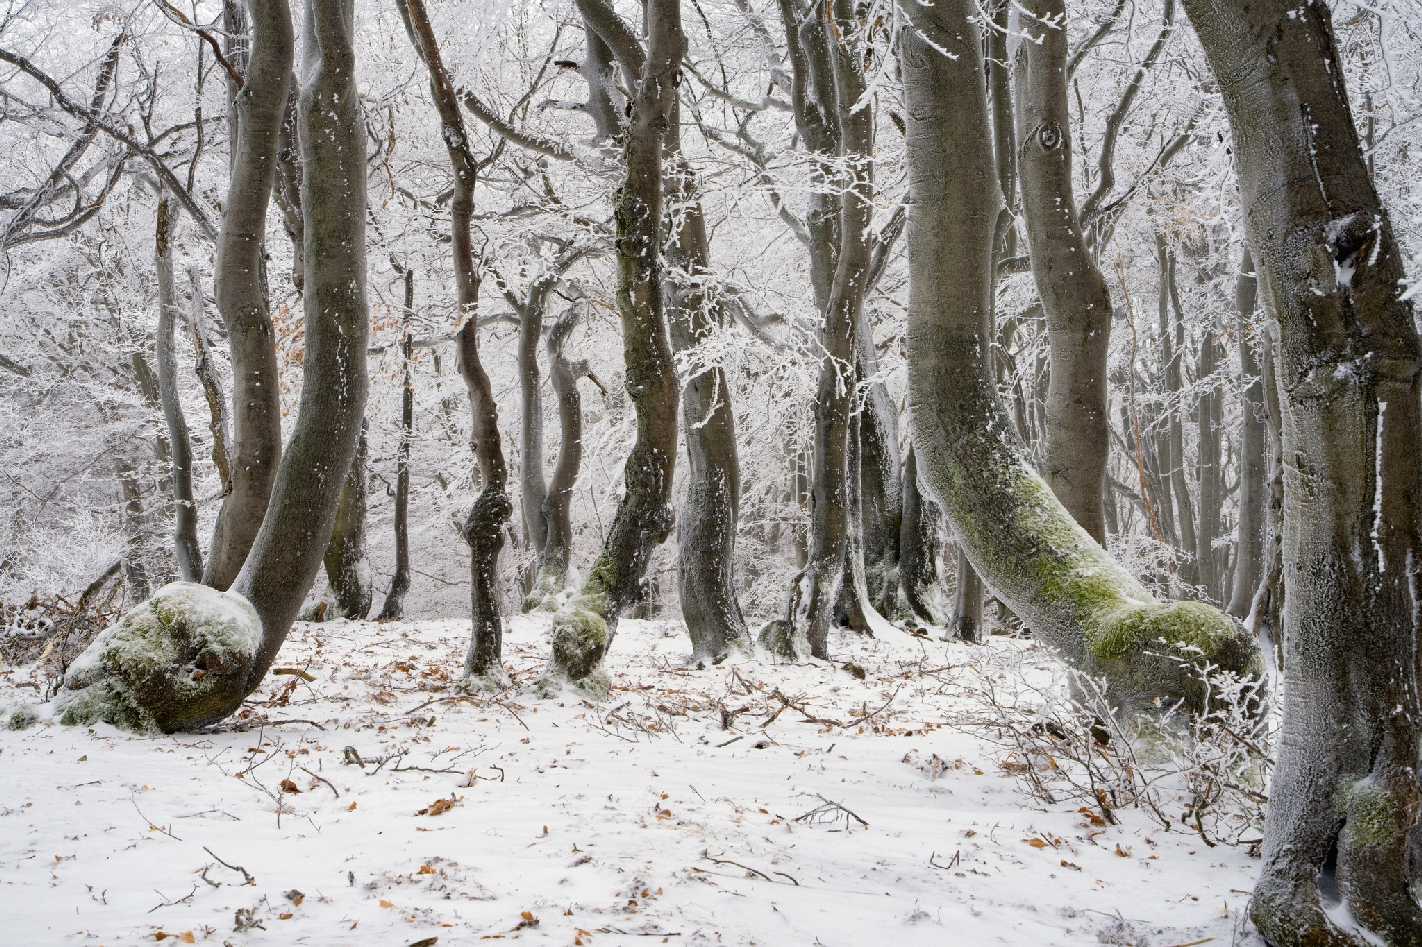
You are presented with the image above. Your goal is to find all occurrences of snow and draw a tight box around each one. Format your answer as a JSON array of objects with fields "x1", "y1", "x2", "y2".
[{"x1": 1, "y1": 616, "x2": 1262, "y2": 945}]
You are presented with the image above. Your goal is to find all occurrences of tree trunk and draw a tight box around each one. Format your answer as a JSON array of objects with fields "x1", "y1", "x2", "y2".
[
  {"x1": 395, "y1": 0, "x2": 512, "y2": 683},
  {"x1": 203, "y1": 0, "x2": 292, "y2": 590},
  {"x1": 1184, "y1": 0, "x2": 1422, "y2": 939},
  {"x1": 897, "y1": 0, "x2": 1256, "y2": 714},
  {"x1": 545, "y1": 0, "x2": 683, "y2": 692},
  {"x1": 854, "y1": 330, "x2": 902, "y2": 616},
  {"x1": 664, "y1": 129, "x2": 751, "y2": 664},
  {"x1": 1012, "y1": 0, "x2": 1111, "y2": 544},
  {"x1": 1159, "y1": 236, "x2": 1199, "y2": 587},
  {"x1": 1195, "y1": 328, "x2": 1224, "y2": 598},
  {"x1": 764, "y1": 0, "x2": 875, "y2": 660},
  {"x1": 323, "y1": 421, "x2": 372, "y2": 619},
  {"x1": 1226, "y1": 247, "x2": 1265, "y2": 618},
  {"x1": 537, "y1": 308, "x2": 590, "y2": 596},
  {"x1": 516, "y1": 295, "x2": 548, "y2": 568},
  {"x1": 896, "y1": 444, "x2": 941, "y2": 624},
  {"x1": 154, "y1": 193, "x2": 204, "y2": 583},
  {"x1": 951, "y1": 546, "x2": 983, "y2": 643},
  {"x1": 237, "y1": 0, "x2": 369, "y2": 680},
  {"x1": 378, "y1": 269, "x2": 415, "y2": 622}
]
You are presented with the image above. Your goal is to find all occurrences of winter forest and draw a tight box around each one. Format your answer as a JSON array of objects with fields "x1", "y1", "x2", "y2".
[{"x1": 1, "y1": 0, "x2": 1420, "y2": 943}]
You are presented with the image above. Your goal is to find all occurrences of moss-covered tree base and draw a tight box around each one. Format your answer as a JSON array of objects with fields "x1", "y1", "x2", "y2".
[
  {"x1": 538, "y1": 584, "x2": 613, "y2": 700},
  {"x1": 757, "y1": 618, "x2": 810, "y2": 661},
  {"x1": 56, "y1": 582, "x2": 262, "y2": 734}
]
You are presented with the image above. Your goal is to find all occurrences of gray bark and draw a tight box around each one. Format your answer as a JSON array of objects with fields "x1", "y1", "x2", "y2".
[
  {"x1": 1195, "y1": 328, "x2": 1225, "y2": 599},
  {"x1": 1184, "y1": 0, "x2": 1422, "y2": 939},
  {"x1": 537, "y1": 308, "x2": 590, "y2": 594},
  {"x1": 896, "y1": 444, "x2": 941, "y2": 624},
  {"x1": 236, "y1": 0, "x2": 370, "y2": 685},
  {"x1": 323, "y1": 421, "x2": 372, "y2": 619},
  {"x1": 203, "y1": 0, "x2": 293, "y2": 589},
  {"x1": 897, "y1": 0, "x2": 1256, "y2": 713},
  {"x1": 546, "y1": 0, "x2": 683, "y2": 691},
  {"x1": 378, "y1": 269, "x2": 416, "y2": 622},
  {"x1": 1226, "y1": 247, "x2": 1265, "y2": 618},
  {"x1": 395, "y1": 0, "x2": 513, "y2": 682},
  {"x1": 154, "y1": 193, "x2": 204, "y2": 583},
  {"x1": 1012, "y1": 0, "x2": 1111, "y2": 544}
]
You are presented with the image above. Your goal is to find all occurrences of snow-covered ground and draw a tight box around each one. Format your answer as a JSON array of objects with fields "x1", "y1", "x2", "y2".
[{"x1": 1, "y1": 616, "x2": 1259, "y2": 946}]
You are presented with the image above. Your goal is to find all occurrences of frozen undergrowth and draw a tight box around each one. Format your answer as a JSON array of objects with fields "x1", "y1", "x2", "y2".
[{"x1": 0, "y1": 616, "x2": 1265, "y2": 945}]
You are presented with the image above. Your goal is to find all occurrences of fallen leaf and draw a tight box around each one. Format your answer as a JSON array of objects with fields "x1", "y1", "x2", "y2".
[
  {"x1": 417, "y1": 795, "x2": 462, "y2": 817},
  {"x1": 279, "y1": 779, "x2": 302, "y2": 794},
  {"x1": 1115, "y1": 843, "x2": 1132, "y2": 858},
  {"x1": 347, "y1": 801, "x2": 358, "y2": 812},
  {"x1": 285, "y1": 889, "x2": 305, "y2": 907},
  {"x1": 379, "y1": 899, "x2": 395, "y2": 909},
  {"x1": 1024, "y1": 838, "x2": 1049, "y2": 849}
]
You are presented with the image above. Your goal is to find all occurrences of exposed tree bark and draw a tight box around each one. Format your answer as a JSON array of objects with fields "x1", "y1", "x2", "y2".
[
  {"x1": 272, "y1": 87, "x2": 304, "y2": 293},
  {"x1": 1195, "y1": 327, "x2": 1225, "y2": 599},
  {"x1": 1159, "y1": 235, "x2": 1199, "y2": 587},
  {"x1": 537, "y1": 308, "x2": 592, "y2": 596},
  {"x1": 1012, "y1": 0, "x2": 1111, "y2": 544},
  {"x1": 59, "y1": 0, "x2": 370, "y2": 734},
  {"x1": 115, "y1": 454, "x2": 153, "y2": 602},
  {"x1": 184, "y1": 267, "x2": 234, "y2": 499},
  {"x1": 203, "y1": 0, "x2": 293, "y2": 589},
  {"x1": 1226, "y1": 247, "x2": 1265, "y2": 618},
  {"x1": 154, "y1": 193, "x2": 204, "y2": 583},
  {"x1": 664, "y1": 103, "x2": 750, "y2": 665},
  {"x1": 323, "y1": 421, "x2": 372, "y2": 619},
  {"x1": 764, "y1": 0, "x2": 877, "y2": 660},
  {"x1": 897, "y1": 444, "x2": 941, "y2": 624},
  {"x1": 237, "y1": 0, "x2": 370, "y2": 684},
  {"x1": 897, "y1": 0, "x2": 1256, "y2": 713},
  {"x1": 1184, "y1": 0, "x2": 1422, "y2": 939},
  {"x1": 378, "y1": 269, "x2": 416, "y2": 622},
  {"x1": 544, "y1": 0, "x2": 683, "y2": 692},
  {"x1": 951, "y1": 547, "x2": 984, "y2": 643},
  {"x1": 395, "y1": 0, "x2": 512, "y2": 683},
  {"x1": 579, "y1": 14, "x2": 623, "y2": 144}
]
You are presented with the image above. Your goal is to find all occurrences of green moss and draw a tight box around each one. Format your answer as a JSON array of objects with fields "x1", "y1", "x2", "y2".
[
  {"x1": 5, "y1": 705, "x2": 37, "y2": 730},
  {"x1": 1344, "y1": 780, "x2": 1405, "y2": 848},
  {"x1": 1088, "y1": 601, "x2": 1242, "y2": 663}
]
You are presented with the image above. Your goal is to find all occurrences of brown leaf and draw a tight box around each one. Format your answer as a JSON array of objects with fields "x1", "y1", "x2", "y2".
[
  {"x1": 379, "y1": 899, "x2": 395, "y2": 909},
  {"x1": 1114, "y1": 843, "x2": 1131, "y2": 858},
  {"x1": 285, "y1": 889, "x2": 305, "y2": 907},
  {"x1": 279, "y1": 778, "x2": 302, "y2": 794},
  {"x1": 1060, "y1": 859, "x2": 1082, "y2": 871},
  {"x1": 416, "y1": 795, "x2": 462, "y2": 817},
  {"x1": 1024, "y1": 838, "x2": 1049, "y2": 849}
]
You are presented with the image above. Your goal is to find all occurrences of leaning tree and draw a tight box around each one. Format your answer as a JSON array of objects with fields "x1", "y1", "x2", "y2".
[
  {"x1": 895, "y1": 0, "x2": 1257, "y2": 714},
  {"x1": 56, "y1": 0, "x2": 370, "y2": 734}
]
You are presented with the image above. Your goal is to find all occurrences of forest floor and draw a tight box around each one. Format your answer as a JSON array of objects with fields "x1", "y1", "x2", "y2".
[{"x1": 0, "y1": 614, "x2": 1261, "y2": 946}]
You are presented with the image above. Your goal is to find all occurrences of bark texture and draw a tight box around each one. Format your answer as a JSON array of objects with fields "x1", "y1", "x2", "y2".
[
  {"x1": 235, "y1": 0, "x2": 370, "y2": 685},
  {"x1": 153, "y1": 194, "x2": 204, "y2": 582},
  {"x1": 395, "y1": 0, "x2": 512, "y2": 683},
  {"x1": 1012, "y1": 0, "x2": 1111, "y2": 544},
  {"x1": 1184, "y1": 0, "x2": 1422, "y2": 940},
  {"x1": 377, "y1": 270, "x2": 415, "y2": 622},
  {"x1": 322, "y1": 421, "x2": 372, "y2": 619},
  {"x1": 898, "y1": 0, "x2": 1257, "y2": 713},
  {"x1": 1226, "y1": 247, "x2": 1265, "y2": 618},
  {"x1": 545, "y1": 0, "x2": 683, "y2": 692},
  {"x1": 203, "y1": 0, "x2": 292, "y2": 590}
]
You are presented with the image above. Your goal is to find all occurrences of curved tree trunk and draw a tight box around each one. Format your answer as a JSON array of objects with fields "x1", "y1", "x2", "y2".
[
  {"x1": 154, "y1": 193, "x2": 204, "y2": 582},
  {"x1": 1226, "y1": 247, "x2": 1265, "y2": 618},
  {"x1": 544, "y1": 0, "x2": 682, "y2": 692},
  {"x1": 664, "y1": 110, "x2": 750, "y2": 664},
  {"x1": 323, "y1": 421, "x2": 372, "y2": 619},
  {"x1": 537, "y1": 309, "x2": 590, "y2": 596},
  {"x1": 897, "y1": 0, "x2": 1256, "y2": 714},
  {"x1": 395, "y1": 0, "x2": 512, "y2": 683},
  {"x1": 1012, "y1": 0, "x2": 1111, "y2": 544},
  {"x1": 203, "y1": 0, "x2": 292, "y2": 590},
  {"x1": 378, "y1": 269, "x2": 416, "y2": 622},
  {"x1": 56, "y1": 0, "x2": 368, "y2": 734},
  {"x1": 516, "y1": 294, "x2": 548, "y2": 569},
  {"x1": 237, "y1": 0, "x2": 369, "y2": 684},
  {"x1": 1184, "y1": 0, "x2": 1422, "y2": 940}
]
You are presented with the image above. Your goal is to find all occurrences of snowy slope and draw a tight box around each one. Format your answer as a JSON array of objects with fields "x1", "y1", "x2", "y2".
[{"x1": 0, "y1": 616, "x2": 1259, "y2": 946}]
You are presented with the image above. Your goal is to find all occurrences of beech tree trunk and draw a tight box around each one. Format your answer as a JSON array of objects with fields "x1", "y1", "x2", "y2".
[
  {"x1": 538, "y1": 308, "x2": 591, "y2": 594},
  {"x1": 1184, "y1": 0, "x2": 1422, "y2": 940},
  {"x1": 1226, "y1": 247, "x2": 1265, "y2": 618},
  {"x1": 545, "y1": 0, "x2": 682, "y2": 692},
  {"x1": 897, "y1": 0, "x2": 1256, "y2": 713},
  {"x1": 896, "y1": 445, "x2": 941, "y2": 624},
  {"x1": 154, "y1": 193, "x2": 204, "y2": 582},
  {"x1": 1011, "y1": 0, "x2": 1111, "y2": 544},
  {"x1": 1196, "y1": 329, "x2": 1225, "y2": 599},
  {"x1": 395, "y1": 0, "x2": 512, "y2": 682},
  {"x1": 663, "y1": 91, "x2": 750, "y2": 664},
  {"x1": 378, "y1": 269, "x2": 415, "y2": 622},
  {"x1": 203, "y1": 0, "x2": 292, "y2": 590},
  {"x1": 236, "y1": 0, "x2": 370, "y2": 684},
  {"x1": 323, "y1": 421, "x2": 372, "y2": 619}
]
